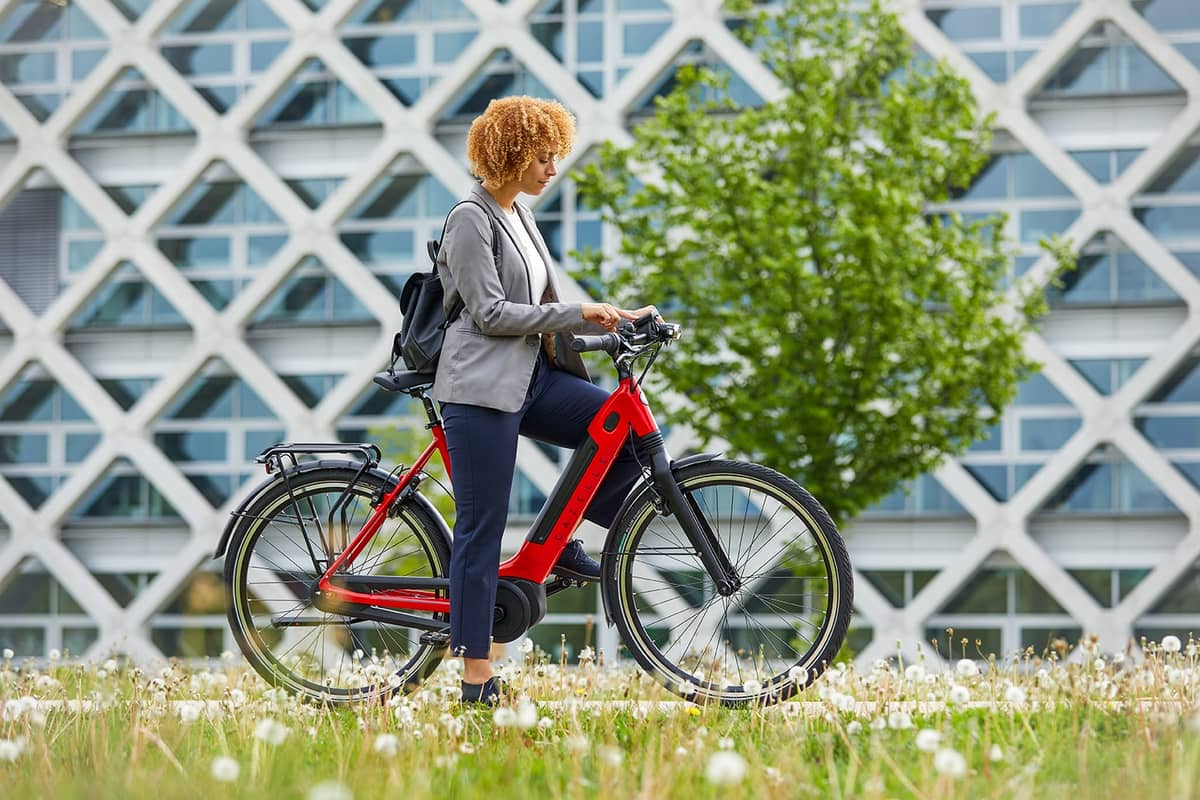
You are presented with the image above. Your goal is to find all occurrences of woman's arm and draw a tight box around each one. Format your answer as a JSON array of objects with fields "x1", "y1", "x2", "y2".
[{"x1": 442, "y1": 204, "x2": 593, "y2": 336}]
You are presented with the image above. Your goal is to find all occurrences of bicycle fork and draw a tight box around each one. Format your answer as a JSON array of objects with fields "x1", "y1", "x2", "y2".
[{"x1": 640, "y1": 433, "x2": 741, "y2": 596}]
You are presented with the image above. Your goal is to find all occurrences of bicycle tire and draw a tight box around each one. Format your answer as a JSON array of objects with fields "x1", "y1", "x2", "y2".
[
  {"x1": 224, "y1": 465, "x2": 450, "y2": 704},
  {"x1": 605, "y1": 459, "x2": 853, "y2": 706}
]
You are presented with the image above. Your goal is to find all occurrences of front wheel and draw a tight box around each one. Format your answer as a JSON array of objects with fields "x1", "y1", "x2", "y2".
[{"x1": 605, "y1": 459, "x2": 853, "y2": 706}]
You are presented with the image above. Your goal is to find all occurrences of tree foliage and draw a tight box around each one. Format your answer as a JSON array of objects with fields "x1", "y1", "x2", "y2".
[{"x1": 572, "y1": 0, "x2": 1073, "y2": 524}]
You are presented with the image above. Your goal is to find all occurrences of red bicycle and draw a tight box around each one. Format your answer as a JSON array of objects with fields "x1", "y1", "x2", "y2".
[{"x1": 217, "y1": 315, "x2": 852, "y2": 706}]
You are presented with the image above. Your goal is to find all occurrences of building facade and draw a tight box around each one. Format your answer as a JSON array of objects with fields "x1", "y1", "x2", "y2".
[{"x1": 0, "y1": 0, "x2": 1196, "y2": 666}]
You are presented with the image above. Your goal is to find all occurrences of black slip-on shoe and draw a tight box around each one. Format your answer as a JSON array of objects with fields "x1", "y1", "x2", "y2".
[
  {"x1": 551, "y1": 539, "x2": 601, "y2": 583},
  {"x1": 461, "y1": 676, "x2": 507, "y2": 705}
]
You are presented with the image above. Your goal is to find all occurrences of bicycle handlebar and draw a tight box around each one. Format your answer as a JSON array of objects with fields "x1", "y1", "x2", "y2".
[{"x1": 569, "y1": 313, "x2": 681, "y2": 355}]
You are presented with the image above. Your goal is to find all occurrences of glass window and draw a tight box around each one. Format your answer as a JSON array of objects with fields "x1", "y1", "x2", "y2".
[
  {"x1": 344, "y1": 34, "x2": 417, "y2": 67},
  {"x1": 1117, "y1": 461, "x2": 1175, "y2": 512},
  {"x1": 434, "y1": 31, "x2": 477, "y2": 64},
  {"x1": 926, "y1": 6, "x2": 1002, "y2": 41},
  {"x1": 1020, "y1": 417, "x2": 1081, "y2": 450},
  {"x1": 1012, "y1": 154, "x2": 1071, "y2": 197},
  {"x1": 1174, "y1": 461, "x2": 1200, "y2": 489},
  {"x1": 965, "y1": 463, "x2": 1008, "y2": 500},
  {"x1": 1135, "y1": 0, "x2": 1199, "y2": 32},
  {"x1": 1148, "y1": 358, "x2": 1200, "y2": 403},
  {"x1": 1015, "y1": 571, "x2": 1066, "y2": 613},
  {"x1": 1043, "y1": 462, "x2": 1111, "y2": 512},
  {"x1": 965, "y1": 51, "x2": 1007, "y2": 82},
  {"x1": 1148, "y1": 568, "x2": 1200, "y2": 613},
  {"x1": 65, "y1": 432, "x2": 100, "y2": 462},
  {"x1": 158, "y1": 236, "x2": 231, "y2": 269},
  {"x1": 154, "y1": 431, "x2": 227, "y2": 462},
  {"x1": 0, "y1": 51, "x2": 56, "y2": 84},
  {"x1": 1015, "y1": 373, "x2": 1070, "y2": 405},
  {"x1": 1115, "y1": 252, "x2": 1176, "y2": 302},
  {"x1": 1145, "y1": 147, "x2": 1200, "y2": 195},
  {"x1": 862, "y1": 570, "x2": 906, "y2": 607},
  {"x1": 0, "y1": 433, "x2": 48, "y2": 464},
  {"x1": 622, "y1": 21, "x2": 667, "y2": 55},
  {"x1": 1019, "y1": 2, "x2": 1078, "y2": 37},
  {"x1": 1068, "y1": 568, "x2": 1114, "y2": 607},
  {"x1": 967, "y1": 423, "x2": 1002, "y2": 452},
  {"x1": 1020, "y1": 209, "x2": 1078, "y2": 244},
  {"x1": 957, "y1": 156, "x2": 1006, "y2": 202},
  {"x1": 532, "y1": 21, "x2": 564, "y2": 58},
  {"x1": 944, "y1": 569, "x2": 1007, "y2": 613},
  {"x1": 161, "y1": 43, "x2": 233, "y2": 76},
  {"x1": 1069, "y1": 358, "x2": 1144, "y2": 394}
]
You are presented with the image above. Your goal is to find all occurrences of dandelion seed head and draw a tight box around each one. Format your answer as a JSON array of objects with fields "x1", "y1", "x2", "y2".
[
  {"x1": 948, "y1": 684, "x2": 971, "y2": 705},
  {"x1": 718, "y1": 736, "x2": 734, "y2": 750},
  {"x1": 915, "y1": 729, "x2": 941, "y2": 752},
  {"x1": 1, "y1": 649, "x2": 12, "y2": 660},
  {"x1": 373, "y1": 733, "x2": 399, "y2": 757},
  {"x1": 904, "y1": 664, "x2": 925, "y2": 682},
  {"x1": 989, "y1": 744, "x2": 1004, "y2": 762},
  {"x1": 515, "y1": 701, "x2": 538, "y2": 730},
  {"x1": 0, "y1": 739, "x2": 24, "y2": 762},
  {"x1": 846, "y1": 720, "x2": 863, "y2": 735},
  {"x1": 933, "y1": 747, "x2": 967, "y2": 778},
  {"x1": 955, "y1": 659, "x2": 979, "y2": 678},
  {"x1": 493, "y1": 707, "x2": 517, "y2": 727},
  {"x1": 598, "y1": 745, "x2": 624, "y2": 766},
  {"x1": 210, "y1": 755, "x2": 239, "y2": 783},
  {"x1": 742, "y1": 679, "x2": 762, "y2": 695},
  {"x1": 704, "y1": 751, "x2": 748, "y2": 785},
  {"x1": 1163, "y1": 635, "x2": 1182, "y2": 654},
  {"x1": 520, "y1": 639, "x2": 534, "y2": 654},
  {"x1": 1004, "y1": 684, "x2": 1026, "y2": 705},
  {"x1": 307, "y1": 780, "x2": 353, "y2": 800},
  {"x1": 253, "y1": 718, "x2": 289, "y2": 746},
  {"x1": 887, "y1": 710, "x2": 913, "y2": 730}
]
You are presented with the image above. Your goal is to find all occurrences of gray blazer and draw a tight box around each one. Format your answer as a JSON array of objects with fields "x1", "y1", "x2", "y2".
[{"x1": 431, "y1": 183, "x2": 601, "y2": 413}]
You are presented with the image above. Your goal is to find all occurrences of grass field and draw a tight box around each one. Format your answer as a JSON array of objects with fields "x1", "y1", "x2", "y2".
[{"x1": 1, "y1": 638, "x2": 1199, "y2": 799}]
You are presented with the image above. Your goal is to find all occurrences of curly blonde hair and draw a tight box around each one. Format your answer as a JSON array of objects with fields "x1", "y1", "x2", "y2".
[{"x1": 466, "y1": 96, "x2": 575, "y2": 186}]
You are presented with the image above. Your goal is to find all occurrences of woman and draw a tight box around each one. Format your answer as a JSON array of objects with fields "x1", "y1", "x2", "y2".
[{"x1": 432, "y1": 96, "x2": 651, "y2": 704}]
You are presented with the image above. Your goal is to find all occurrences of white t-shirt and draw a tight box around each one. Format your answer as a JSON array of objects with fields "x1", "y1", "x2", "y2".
[{"x1": 503, "y1": 206, "x2": 549, "y2": 303}]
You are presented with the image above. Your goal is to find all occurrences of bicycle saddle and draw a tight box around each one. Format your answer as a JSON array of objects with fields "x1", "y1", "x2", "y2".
[{"x1": 373, "y1": 370, "x2": 433, "y2": 394}]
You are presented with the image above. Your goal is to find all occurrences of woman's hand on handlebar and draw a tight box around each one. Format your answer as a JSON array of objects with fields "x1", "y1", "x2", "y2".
[{"x1": 583, "y1": 303, "x2": 656, "y2": 332}]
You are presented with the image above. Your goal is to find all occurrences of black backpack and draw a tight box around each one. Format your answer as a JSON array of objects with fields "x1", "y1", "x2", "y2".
[{"x1": 395, "y1": 200, "x2": 501, "y2": 374}]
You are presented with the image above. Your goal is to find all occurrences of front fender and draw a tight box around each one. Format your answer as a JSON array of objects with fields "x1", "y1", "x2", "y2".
[
  {"x1": 599, "y1": 452, "x2": 721, "y2": 627},
  {"x1": 212, "y1": 459, "x2": 452, "y2": 560}
]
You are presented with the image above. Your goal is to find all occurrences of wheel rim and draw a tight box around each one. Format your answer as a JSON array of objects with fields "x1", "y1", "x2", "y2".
[
  {"x1": 229, "y1": 478, "x2": 445, "y2": 699},
  {"x1": 615, "y1": 472, "x2": 843, "y2": 702}
]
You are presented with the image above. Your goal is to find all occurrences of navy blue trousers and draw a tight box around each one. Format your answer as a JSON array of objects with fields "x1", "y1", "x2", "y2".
[{"x1": 441, "y1": 351, "x2": 643, "y2": 659}]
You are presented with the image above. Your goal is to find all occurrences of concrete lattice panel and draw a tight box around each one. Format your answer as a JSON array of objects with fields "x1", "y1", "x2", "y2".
[{"x1": 0, "y1": 0, "x2": 1196, "y2": 663}]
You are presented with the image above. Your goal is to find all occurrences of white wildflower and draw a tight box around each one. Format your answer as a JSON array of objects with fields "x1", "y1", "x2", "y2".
[
  {"x1": 459, "y1": 742, "x2": 475, "y2": 755},
  {"x1": 372, "y1": 734, "x2": 399, "y2": 757},
  {"x1": 519, "y1": 638, "x2": 534, "y2": 654},
  {"x1": 743, "y1": 679, "x2": 762, "y2": 695},
  {"x1": 704, "y1": 751, "x2": 748, "y2": 786},
  {"x1": 1093, "y1": 658, "x2": 1106, "y2": 671},
  {"x1": 565, "y1": 735, "x2": 590, "y2": 753},
  {"x1": 846, "y1": 720, "x2": 863, "y2": 735},
  {"x1": 675, "y1": 746, "x2": 688, "y2": 757},
  {"x1": 47, "y1": 649, "x2": 60, "y2": 661},
  {"x1": 948, "y1": 684, "x2": 971, "y2": 705},
  {"x1": 1, "y1": 649, "x2": 12, "y2": 660},
  {"x1": 1162, "y1": 635, "x2": 1182, "y2": 654},
  {"x1": 933, "y1": 747, "x2": 967, "y2": 778},
  {"x1": 788, "y1": 666, "x2": 807, "y2": 685},
  {"x1": 307, "y1": 780, "x2": 353, "y2": 800},
  {"x1": 177, "y1": 702, "x2": 203, "y2": 724},
  {"x1": 764, "y1": 766, "x2": 782, "y2": 784},
  {"x1": 211, "y1": 756, "x2": 239, "y2": 782},
  {"x1": 102, "y1": 659, "x2": 118, "y2": 672},
  {"x1": 493, "y1": 707, "x2": 517, "y2": 727},
  {"x1": 677, "y1": 680, "x2": 697, "y2": 697},
  {"x1": 253, "y1": 718, "x2": 289, "y2": 746},
  {"x1": 0, "y1": 739, "x2": 24, "y2": 762},
  {"x1": 598, "y1": 745, "x2": 624, "y2": 766},
  {"x1": 869, "y1": 716, "x2": 887, "y2": 731},
  {"x1": 537, "y1": 716, "x2": 553, "y2": 731},
  {"x1": 578, "y1": 646, "x2": 595, "y2": 664},
  {"x1": 718, "y1": 736, "x2": 734, "y2": 750},
  {"x1": 955, "y1": 659, "x2": 979, "y2": 678},
  {"x1": 989, "y1": 744, "x2": 1004, "y2": 762},
  {"x1": 1004, "y1": 684, "x2": 1026, "y2": 705},
  {"x1": 888, "y1": 710, "x2": 913, "y2": 730},
  {"x1": 515, "y1": 701, "x2": 538, "y2": 730},
  {"x1": 904, "y1": 664, "x2": 925, "y2": 682},
  {"x1": 915, "y1": 729, "x2": 941, "y2": 752}
]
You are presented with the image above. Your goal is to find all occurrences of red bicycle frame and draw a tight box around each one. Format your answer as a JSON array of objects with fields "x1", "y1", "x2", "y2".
[{"x1": 311, "y1": 374, "x2": 658, "y2": 614}]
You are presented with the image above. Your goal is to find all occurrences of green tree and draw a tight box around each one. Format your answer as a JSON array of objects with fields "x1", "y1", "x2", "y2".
[{"x1": 573, "y1": 0, "x2": 1073, "y2": 524}]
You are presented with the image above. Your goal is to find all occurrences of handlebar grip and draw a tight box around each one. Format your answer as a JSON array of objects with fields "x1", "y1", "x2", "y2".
[{"x1": 570, "y1": 333, "x2": 621, "y2": 354}]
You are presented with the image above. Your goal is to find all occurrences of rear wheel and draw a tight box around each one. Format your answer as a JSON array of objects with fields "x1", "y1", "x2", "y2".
[
  {"x1": 224, "y1": 465, "x2": 449, "y2": 703},
  {"x1": 605, "y1": 459, "x2": 853, "y2": 706}
]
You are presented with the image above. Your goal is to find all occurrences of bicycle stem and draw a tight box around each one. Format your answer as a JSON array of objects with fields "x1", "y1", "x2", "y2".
[{"x1": 641, "y1": 432, "x2": 741, "y2": 596}]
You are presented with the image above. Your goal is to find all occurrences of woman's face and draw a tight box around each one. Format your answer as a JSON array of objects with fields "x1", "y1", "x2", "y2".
[{"x1": 517, "y1": 151, "x2": 557, "y2": 196}]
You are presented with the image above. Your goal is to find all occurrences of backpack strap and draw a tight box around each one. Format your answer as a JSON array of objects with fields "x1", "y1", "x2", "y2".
[{"x1": 431, "y1": 199, "x2": 503, "y2": 329}]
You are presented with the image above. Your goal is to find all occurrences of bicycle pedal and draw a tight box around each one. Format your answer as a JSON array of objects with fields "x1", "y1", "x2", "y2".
[{"x1": 419, "y1": 630, "x2": 450, "y2": 647}]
